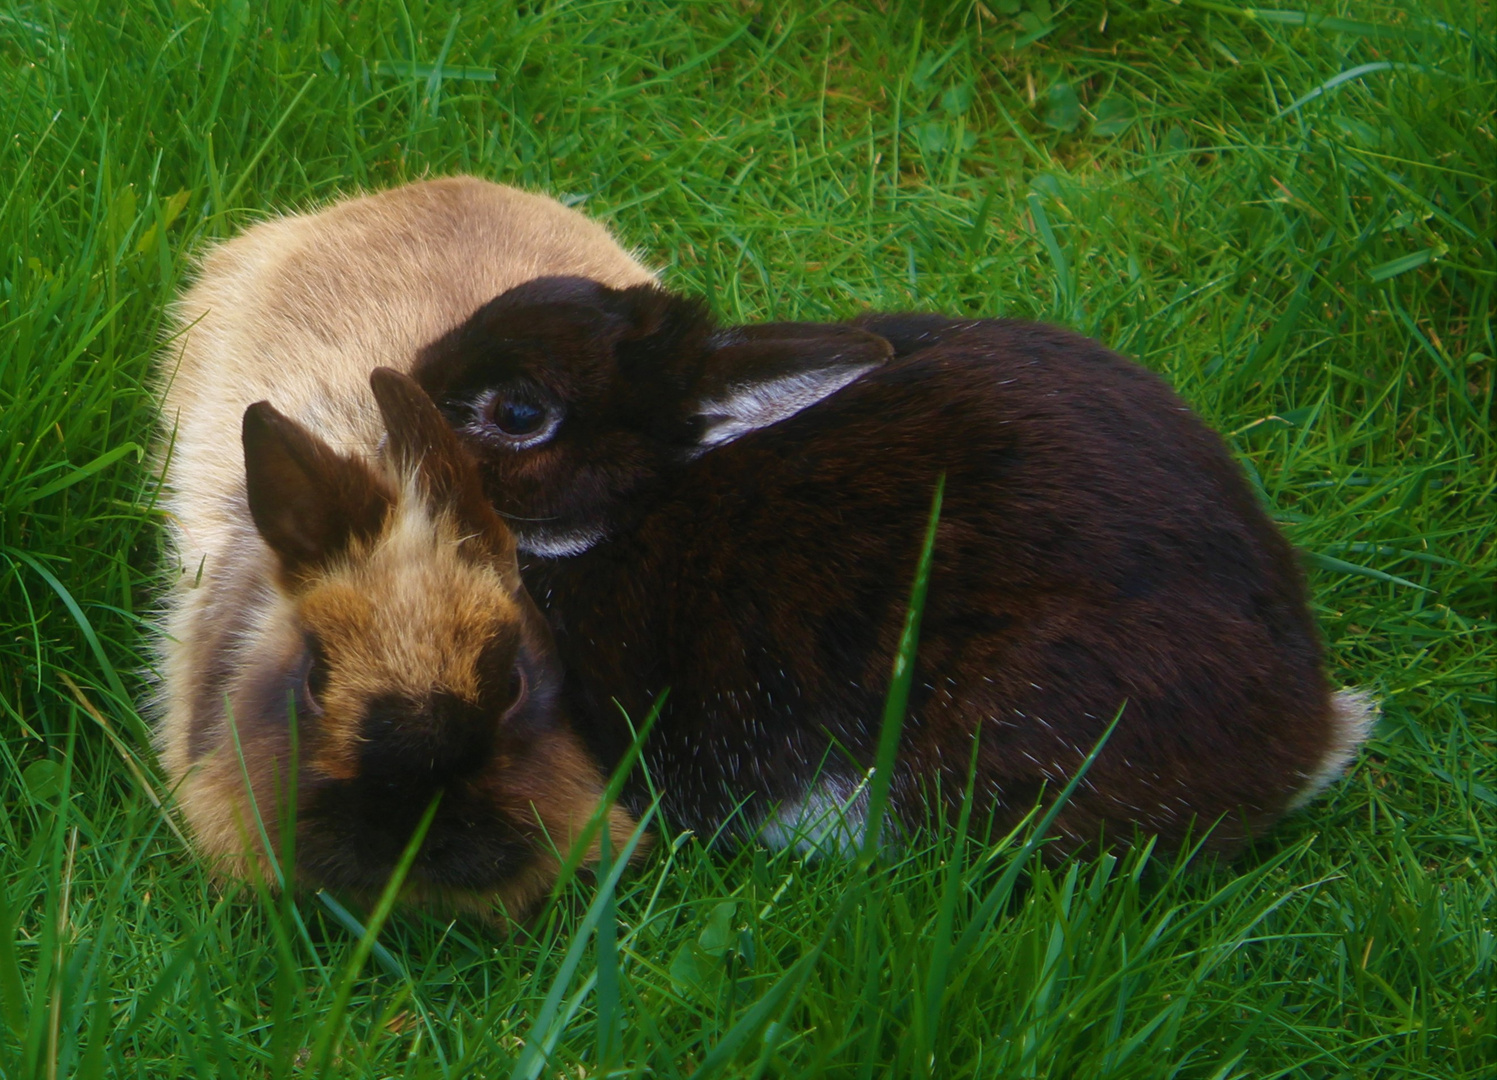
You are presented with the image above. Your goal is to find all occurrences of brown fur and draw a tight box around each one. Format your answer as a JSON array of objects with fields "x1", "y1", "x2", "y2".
[{"x1": 153, "y1": 179, "x2": 654, "y2": 914}]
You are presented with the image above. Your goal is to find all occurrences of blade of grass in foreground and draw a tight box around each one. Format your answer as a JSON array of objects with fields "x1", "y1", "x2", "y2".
[
  {"x1": 690, "y1": 878, "x2": 870, "y2": 1080},
  {"x1": 315, "y1": 892, "x2": 407, "y2": 982},
  {"x1": 593, "y1": 828, "x2": 622, "y2": 1070},
  {"x1": 951, "y1": 705, "x2": 1125, "y2": 962},
  {"x1": 307, "y1": 796, "x2": 442, "y2": 1077},
  {"x1": 860, "y1": 474, "x2": 945, "y2": 863},
  {"x1": 5, "y1": 550, "x2": 142, "y2": 742},
  {"x1": 546, "y1": 689, "x2": 664, "y2": 902},
  {"x1": 508, "y1": 807, "x2": 655, "y2": 1080},
  {"x1": 915, "y1": 723, "x2": 985, "y2": 1075}
]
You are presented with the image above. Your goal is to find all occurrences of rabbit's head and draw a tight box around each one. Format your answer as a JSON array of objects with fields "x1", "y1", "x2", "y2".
[
  {"x1": 413, "y1": 277, "x2": 891, "y2": 555},
  {"x1": 222, "y1": 367, "x2": 636, "y2": 917}
]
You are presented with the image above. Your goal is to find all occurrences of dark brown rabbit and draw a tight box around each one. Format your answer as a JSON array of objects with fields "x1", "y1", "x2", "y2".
[{"x1": 413, "y1": 277, "x2": 1372, "y2": 855}]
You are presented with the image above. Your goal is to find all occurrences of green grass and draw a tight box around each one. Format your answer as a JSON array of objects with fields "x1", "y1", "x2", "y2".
[{"x1": 1, "y1": 0, "x2": 1492, "y2": 1075}]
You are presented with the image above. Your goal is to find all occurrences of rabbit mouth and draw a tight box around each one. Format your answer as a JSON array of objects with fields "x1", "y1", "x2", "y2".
[{"x1": 297, "y1": 781, "x2": 539, "y2": 895}]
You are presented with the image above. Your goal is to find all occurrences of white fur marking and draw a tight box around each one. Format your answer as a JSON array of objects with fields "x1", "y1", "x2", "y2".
[
  {"x1": 696, "y1": 365, "x2": 878, "y2": 449},
  {"x1": 1286, "y1": 688, "x2": 1378, "y2": 810},
  {"x1": 519, "y1": 525, "x2": 607, "y2": 558},
  {"x1": 757, "y1": 773, "x2": 873, "y2": 856}
]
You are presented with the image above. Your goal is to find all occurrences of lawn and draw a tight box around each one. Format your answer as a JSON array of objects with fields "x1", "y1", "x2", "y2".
[{"x1": 0, "y1": 0, "x2": 1492, "y2": 1076}]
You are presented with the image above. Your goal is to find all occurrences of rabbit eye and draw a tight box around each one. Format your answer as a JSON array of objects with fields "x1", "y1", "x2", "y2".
[
  {"x1": 303, "y1": 642, "x2": 331, "y2": 715},
  {"x1": 475, "y1": 390, "x2": 561, "y2": 448},
  {"x1": 495, "y1": 399, "x2": 546, "y2": 435},
  {"x1": 504, "y1": 665, "x2": 529, "y2": 715}
]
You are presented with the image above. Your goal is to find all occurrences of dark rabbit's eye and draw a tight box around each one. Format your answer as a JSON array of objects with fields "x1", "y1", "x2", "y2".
[
  {"x1": 476, "y1": 390, "x2": 561, "y2": 448},
  {"x1": 495, "y1": 398, "x2": 546, "y2": 435}
]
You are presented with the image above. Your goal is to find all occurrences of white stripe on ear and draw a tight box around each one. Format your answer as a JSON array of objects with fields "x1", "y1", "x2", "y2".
[
  {"x1": 517, "y1": 524, "x2": 607, "y2": 558},
  {"x1": 695, "y1": 364, "x2": 878, "y2": 450}
]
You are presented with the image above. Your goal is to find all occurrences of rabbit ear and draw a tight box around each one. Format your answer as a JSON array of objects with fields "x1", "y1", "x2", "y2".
[
  {"x1": 691, "y1": 325, "x2": 892, "y2": 450},
  {"x1": 369, "y1": 367, "x2": 520, "y2": 576},
  {"x1": 243, "y1": 402, "x2": 394, "y2": 576}
]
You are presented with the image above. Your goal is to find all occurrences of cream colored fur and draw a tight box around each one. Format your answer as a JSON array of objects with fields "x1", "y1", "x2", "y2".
[
  {"x1": 158, "y1": 176, "x2": 654, "y2": 585},
  {"x1": 153, "y1": 177, "x2": 655, "y2": 896}
]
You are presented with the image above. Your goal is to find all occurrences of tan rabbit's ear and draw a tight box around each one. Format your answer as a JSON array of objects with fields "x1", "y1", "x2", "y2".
[
  {"x1": 369, "y1": 367, "x2": 520, "y2": 577},
  {"x1": 691, "y1": 325, "x2": 892, "y2": 451},
  {"x1": 243, "y1": 402, "x2": 394, "y2": 577}
]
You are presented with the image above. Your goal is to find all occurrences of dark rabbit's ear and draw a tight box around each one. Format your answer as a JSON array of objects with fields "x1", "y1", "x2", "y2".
[
  {"x1": 243, "y1": 403, "x2": 394, "y2": 576},
  {"x1": 609, "y1": 284, "x2": 713, "y2": 369},
  {"x1": 369, "y1": 367, "x2": 520, "y2": 577},
  {"x1": 848, "y1": 312, "x2": 967, "y2": 357},
  {"x1": 690, "y1": 325, "x2": 892, "y2": 450}
]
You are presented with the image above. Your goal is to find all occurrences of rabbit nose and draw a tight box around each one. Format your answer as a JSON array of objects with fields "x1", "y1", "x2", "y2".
[{"x1": 358, "y1": 690, "x2": 495, "y2": 786}]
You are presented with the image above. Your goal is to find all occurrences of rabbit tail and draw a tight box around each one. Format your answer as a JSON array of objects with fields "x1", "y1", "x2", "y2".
[{"x1": 1286, "y1": 688, "x2": 1378, "y2": 810}]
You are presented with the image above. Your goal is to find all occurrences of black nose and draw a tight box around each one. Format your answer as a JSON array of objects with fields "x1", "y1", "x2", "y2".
[{"x1": 358, "y1": 690, "x2": 494, "y2": 786}]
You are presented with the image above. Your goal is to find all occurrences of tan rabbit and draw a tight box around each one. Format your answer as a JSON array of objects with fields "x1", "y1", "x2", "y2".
[{"x1": 153, "y1": 178, "x2": 655, "y2": 916}]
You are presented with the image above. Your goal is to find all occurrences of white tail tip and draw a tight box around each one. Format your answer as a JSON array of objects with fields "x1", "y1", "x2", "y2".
[{"x1": 1286, "y1": 688, "x2": 1378, "y2": 811}]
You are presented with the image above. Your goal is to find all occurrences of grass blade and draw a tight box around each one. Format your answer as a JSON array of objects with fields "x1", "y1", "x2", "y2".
[
  {"x1": 860, "y1": 475, "x2": 945, "y2": 862},
  {"x1": 1367, "y1": 246, "x2": 1444, "y2": 282},
  {"x1": 593, "y1": 828, "x2": 622, "y2": 1069},
  {"x1": 315, "y1": 891, "x2": 407, "y2": 982},
  {"x1": 508, "y1": 810, "x2": 655, "y2": 1080},
  {"x1": 951, "y1": 705, "x2": 1125, "y2": 962},
  {"x1": 0, "y1": 876, "x2": 27, "y2": 1043},
  {"x1": 16, "y1": 442, "x2": 143, "y2": 507},
  {"x1": 5, "y1": 550, "x2": 140, "y2": 740},
  {"x1": 1274, "y1": 62, "x2": 1435, "y2": 119},
  {"x1": 307, "y1": 796, "x2": 442, "y2": 1077},
  {"x1": 1026, "y1": 192, "x2": 1075, "y2": 318},
  {"x1": 547, "y1": 690, "x2": 664, "y2": 901},
  {"x1": 1304, "y1": 551, "x2": 1433, "y2": 591},
  {"x1": 371, "y1": 61, "x2": 498, "y2": 82},
  {"x1": 219, "y1": 74, "x2": 317, "y2": 211}
]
